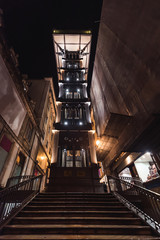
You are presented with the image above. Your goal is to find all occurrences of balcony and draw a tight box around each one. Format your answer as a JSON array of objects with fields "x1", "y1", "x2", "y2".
[
  {"x1": 57, "y1": 97, "x2": 90, "y2": 103},
  {"x1": 54, "y1": 121, "x2": 92, "y2": 130}
]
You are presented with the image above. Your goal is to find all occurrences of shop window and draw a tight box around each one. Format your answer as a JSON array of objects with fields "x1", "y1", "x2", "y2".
[
  {"x1": 12, "y1": 152, "x2": 25, "y2": 177},
  {"x1": 135, "y1": 153, "x2": 159, "y2": 182},
  {"x1": 0, "y1": 135, "x2": 12, "y2": 174}
]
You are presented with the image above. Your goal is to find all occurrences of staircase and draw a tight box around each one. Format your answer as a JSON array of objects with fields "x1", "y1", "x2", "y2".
[{"x1": 0, "y1": 192, "x2": 159, "y2": 239}]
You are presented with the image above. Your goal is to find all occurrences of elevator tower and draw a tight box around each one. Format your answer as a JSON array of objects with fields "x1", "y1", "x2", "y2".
[{"x1": 48, "y1": 30, "x2": 102, "y2": 192}]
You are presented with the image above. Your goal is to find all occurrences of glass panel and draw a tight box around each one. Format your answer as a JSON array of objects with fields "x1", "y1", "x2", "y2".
[
  {"x1": 74, "y1": 92, "x2": 81, "y2": 99},
  {"x1": 66, "y1": 92, "x2": 72, "y2": 99},
  {"x1": 81, "y1": 35, "x2": 91, "y2": 44},
  {"x1": 119, "y1": 168, "x2": 132, "y2": 178},
  {"x1": 135, "y1": 153, "x2": 159, "y2": 182},
  {"x1": 66, "y1": 150, "x2": 73, "y2": 167},
  {"x1": 54, "y1": 35, "x2": 64, "y2": 44},
  {"x1": 65, "y1": 34, "x2": 80, "y2": 44},
  {"x1": 75, "y1": 161, "x2": 82, "y2": 167},
  {"x1": 75, "y1": 150, "x2": 82, "y2": 167}
]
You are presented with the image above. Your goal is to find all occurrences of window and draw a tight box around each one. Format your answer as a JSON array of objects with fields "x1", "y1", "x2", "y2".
[
  {"x1": 0, "y1": 135, "x2": 12, "y2": 174},
  {"x1": 74, "y1": 92, "x2": 81, "y2": 99},
  {"x1": 45, "y1": 117, "x2": 48, "y2": 124},
  {"x1": 49, "y1": 148, "x2": 51, "y2": 155},
  {"x1": 12, "y1": 152, "x2": 26, "y2": 177},
  {"x1": 66, "y1": 91, "x2": 72, "y2": 99},
  {"x1": 25, "y1": 121, "x2": 33, "y2": 142},
  {"x1": 63, "y1": 106, "x2": 83, "y2": 120},
  {"x1": 134, "y1": 153, "x2": 159, "y2": 182}
]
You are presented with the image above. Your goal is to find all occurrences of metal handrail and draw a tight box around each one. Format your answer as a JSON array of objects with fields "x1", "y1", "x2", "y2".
[
  {"x1": 0, "y1": 175, "x2": 43, "y2": 229},
  {"x1": 6, "y1": 175, "x2": 35, "y2": 188},
  {"x1": 119, "y1": 176, "x2": 143, "y2": 185},
  {"x1": 108, "y1": 175, "x2": 160, "y2": 234}
]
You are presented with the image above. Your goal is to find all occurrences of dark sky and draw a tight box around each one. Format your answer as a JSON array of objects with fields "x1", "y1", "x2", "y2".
[{"x1": 0, "y1": 0, "x2": 103, "y2": 95}]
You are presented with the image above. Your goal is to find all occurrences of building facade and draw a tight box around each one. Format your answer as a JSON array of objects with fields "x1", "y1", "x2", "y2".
[
  {"x1": 90, "y1": 0, "x2": 160, "y2": 192},
  {"x1": 0, "y1": 10, "x2": 57, "y2": 189}
]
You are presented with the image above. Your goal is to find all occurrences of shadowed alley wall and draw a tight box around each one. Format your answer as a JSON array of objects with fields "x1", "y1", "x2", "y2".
[{"x1": 91, "y1": 0, "x2": 160, "y2": 170}]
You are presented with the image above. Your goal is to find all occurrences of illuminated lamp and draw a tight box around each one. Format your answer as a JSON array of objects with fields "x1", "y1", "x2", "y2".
[{"x1": 96, "y1": 140, "x2": 100, "y2": 146}]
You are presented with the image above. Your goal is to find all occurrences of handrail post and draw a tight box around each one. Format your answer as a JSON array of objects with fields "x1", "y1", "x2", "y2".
[
  {"x1": 107, "y1": 176, "x2": 112, "y2": 193},
  {"x1": 38, "y1": 175, "x2": 43, "y2": 193}
]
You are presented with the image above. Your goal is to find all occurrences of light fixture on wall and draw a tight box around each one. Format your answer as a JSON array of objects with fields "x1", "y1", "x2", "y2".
[
  {"x1": 79, "y1": 122, "x2": 83, "y2": 125},
  {"x1": 96, "y1": 140, "x2": 100, "y2": 146},
  {"x1": 64, "y1": 121, "x2": 68, "y2": 125}
]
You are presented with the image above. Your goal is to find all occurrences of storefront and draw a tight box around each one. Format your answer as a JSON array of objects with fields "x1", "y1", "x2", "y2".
[
  {"x1": 134, "y1": 152, "x2": 159, "y2": 182},
  {"x1": 118, "y1": 152, "x2": 160, "y2": 193}
]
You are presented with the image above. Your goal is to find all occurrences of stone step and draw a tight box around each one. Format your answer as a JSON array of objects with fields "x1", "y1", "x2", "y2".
[
  {"x1": 3, "y1": 224, "x2": 152, "y2": 235},
  {"x1": 37, "y1": 194, "x2": 114, "y2": 199},
  {"x1": 18, "y1": 210, "x2": 135, "y2": 217},
  {"x1": 34, "y1": 197, "x2": 118, "y2": 202},
  {"x1": 1, "y1": 235, "x2": 159, "y2": 239},
  {"x1": 24, "y1": 205, "x2": 127, "y2": 211},
  {"x1": 30, "y1": 201, "x2": 122, "y2": 206},
  {"x1": 11, "y1": 216, "x2": 142, "y2": 225},
  {"x1": 40, "y1": 192, "x2": 112, "y2": 196}
]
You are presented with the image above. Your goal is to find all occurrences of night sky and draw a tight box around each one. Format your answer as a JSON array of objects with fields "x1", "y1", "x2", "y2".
[{"x1": 0, "y1": 0, "x2": 103, "y2": 96}]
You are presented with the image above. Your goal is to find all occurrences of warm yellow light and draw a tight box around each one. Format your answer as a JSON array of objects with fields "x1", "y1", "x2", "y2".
[
  {"x1": 40, "y1": 156, "x2": 45, "y2": 160},
  {"x1": 96, "y1": 140, "x2": 100, "y2": 146},
  {"x1": 56, "y1": 101, "x2": 61, "y2": 105},
  {"x1": 52, "y1": 129, "x2": 58, "y2": 133}
]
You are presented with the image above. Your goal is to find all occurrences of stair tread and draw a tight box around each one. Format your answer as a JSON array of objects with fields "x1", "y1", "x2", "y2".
[
  {"x1": 0, "y1": 235, "x2": 158, "y2": 239},
  {"x1": 35, "y1": 198, "x2": 118, "y2": 201},
  {"x1": 14, "y1": 216, "x2": 139, "y2": 220},
  {"x1": 40, "y1": 192, "x2": 110, "y2": 194},
  {"x1": 21, "y1": 210, "x2": 131, "y2": 213},
  {"x1": 32, "y1": 201, "x2": 119, "y2": 203},
  {"x1": 26, "y1": 205, "x2": 125, "y2": 208},
  {"x1": 5, "y1": 224, "x2": 150, "y2": 229}
]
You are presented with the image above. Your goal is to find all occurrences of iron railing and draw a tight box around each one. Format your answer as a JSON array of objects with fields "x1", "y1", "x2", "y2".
[
  {"x1": 6, "y1": 175, "x2": 34, "y2": 188},
  {"x1": 119, "y1": 176, "x2": 143, "y2": 186},
  {"x1": 108, "y1": 175, "x2": 160, "y2": 234},
  {"x1": 0, "y1": 175, "x2": 42, "y2": 229}
]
